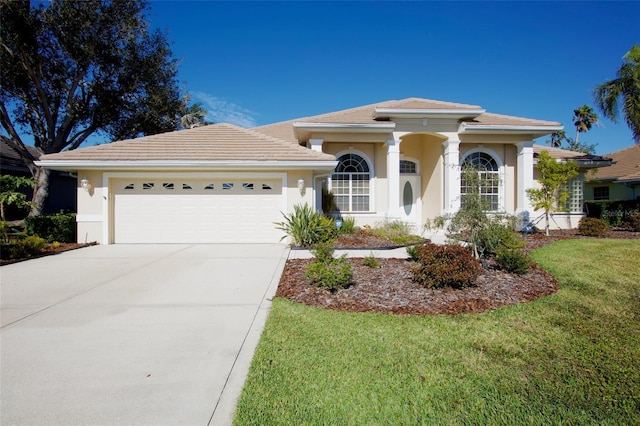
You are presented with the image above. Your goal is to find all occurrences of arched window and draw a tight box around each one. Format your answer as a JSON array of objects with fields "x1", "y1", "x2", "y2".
[
  {"x1": 461, "y1": 151, "x2": 500, "y2": 211},
  {"x1": 332, "y1": 153, "x2": 371, "y2": 212}
]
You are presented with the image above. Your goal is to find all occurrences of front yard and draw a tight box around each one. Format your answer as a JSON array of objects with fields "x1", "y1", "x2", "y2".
[{"x1": 233, "y1": 239, "x2": 640, "y2": 425}]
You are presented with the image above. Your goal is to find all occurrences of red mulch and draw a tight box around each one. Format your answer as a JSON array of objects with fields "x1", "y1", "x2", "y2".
[{"x1": 276, "y1": 229, "x2": 639, "y2": 315}]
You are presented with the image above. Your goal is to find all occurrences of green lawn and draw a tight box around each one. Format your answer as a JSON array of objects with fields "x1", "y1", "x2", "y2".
[{"x1": 233, "y1": 239, "x2": 640, "y2": 425}]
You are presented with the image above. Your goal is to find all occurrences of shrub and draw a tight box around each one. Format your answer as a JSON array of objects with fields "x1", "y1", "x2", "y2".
[
  {"x1": 362, "y1": 254, "x2": 379, "y2": 268},
  {"x1": 496, "y1": 247, "x2": 531, "y2": 275},
  {"x1": 305, "y1": 257, "x2": 352, "y2": 290},
  {"x1": 311, "y1": 242, "x2": 335, "y2": 264},
  {"x1": 584, "y1": 200, "x2": 640, "y2": 227},
  {"x1": 276, "y1": 204, "x2": 337, "y2": 247},
  {"x1": 25, "y1": 213, "x2": 76, "y2": 243},
  {"x1": 1, "y1": 235, "x2": 46, "y2": 259},
  {"x1": 623, "y1": 211, "x2": 640, "y2": 232},
  {"x1": 337, "y1": 217, "x2": 356, "y2": 234},
  {"x1": 476, "y1": 220, "x2": 524, "y2": 256},
  {"x1": 406, "y1": 244, "x2": 420, "y2": 262},
  {"x1": 411, "y1": 243, "x2": 482, "y2": 289},
  {"x1": 578, "y1": 217, "x2": 610, "y2": 237},
  {"x1": 370, "y1": 220, "x2": 423, "y2": 245}
]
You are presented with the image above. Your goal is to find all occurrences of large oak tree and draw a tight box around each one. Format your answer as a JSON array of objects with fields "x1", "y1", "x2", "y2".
[{"x1": 0, "y1": 0, "x2": 186, "y2": 214}]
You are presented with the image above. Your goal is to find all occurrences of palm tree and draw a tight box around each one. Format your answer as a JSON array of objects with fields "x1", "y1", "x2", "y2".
[
  {"x1": 572, "y1": 105, "x2": 598, "y2": 144},
  {"x1": 181, "y1": 102, "x2": 209, "y2": 129},
  {"x1": 594, "y1": 44, "x2": 640, "y2": 144}
]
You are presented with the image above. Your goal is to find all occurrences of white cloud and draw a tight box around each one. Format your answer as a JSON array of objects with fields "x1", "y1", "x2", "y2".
[{"x1": 191, "y1": 92, "x2": 258, "y2": 128}]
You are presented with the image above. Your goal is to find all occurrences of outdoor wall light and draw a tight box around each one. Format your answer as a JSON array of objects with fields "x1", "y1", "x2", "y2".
[
  {"x1": 297, "y1": 178, "x2": 305, "y2": 196},
  {"x1": 80, "y1": 177, "x2": 92, "y2": 192}
]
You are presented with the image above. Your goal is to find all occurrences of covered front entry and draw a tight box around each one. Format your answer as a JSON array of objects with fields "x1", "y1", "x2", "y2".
[{"x1": 111, "y1": 176, "x2": 285, "y2": 243}]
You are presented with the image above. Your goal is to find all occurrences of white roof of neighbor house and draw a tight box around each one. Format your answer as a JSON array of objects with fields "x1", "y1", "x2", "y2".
[{"x1": 38, "y1": 123, "x2": 335, "y2": 162}]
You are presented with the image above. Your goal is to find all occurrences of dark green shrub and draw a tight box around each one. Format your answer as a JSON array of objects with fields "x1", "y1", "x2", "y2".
[
  {"x1": 276, "y1": 204, "x2": 337, "y2": 247},
  {"x1": 1, "y1": 235, "x2": 46, "y2": 259},
  {"x1": 25, "y1": 213, "x2": 76, "y2": 243},
  {"x1": 311, "y1": 242, "x2": 335, "y2": 264},
  {"x1": 305, "y1": 255, "x2": 352, "y2": 290},
  {"x1": 362, "y1": 254, "x2": 379, "y2": 268},
  {"x1": 578, "y1": 217, "x2": 610, "y2": 237},
  {"x1": 584, "y1": 200, "x2": 640, "y2": 227},
  {"x1": 476, "y1": 221, "x2": 525, "y2": 256},
  {"x1": 411, "y1": 243, "x2": 482, "y2": 289},
  {"x1": 496, "y1": 247, "x2": 531, "y2": 275}
]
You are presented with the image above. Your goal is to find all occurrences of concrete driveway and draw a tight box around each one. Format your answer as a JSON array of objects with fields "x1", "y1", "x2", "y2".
[{"x1": 0, "y1": 243, "x2": 288, "y2": 426}]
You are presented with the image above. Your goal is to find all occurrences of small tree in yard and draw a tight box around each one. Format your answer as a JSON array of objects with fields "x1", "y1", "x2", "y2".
[{"x1": 527, "y1": 151, "x2": 579, "y2": 236}]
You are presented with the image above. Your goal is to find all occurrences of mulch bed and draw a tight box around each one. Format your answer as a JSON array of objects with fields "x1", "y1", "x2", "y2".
[
  {"x1": 0, "y1": 242, "x2": 96, "y2": 266},
  {"x1": 277, "y1": 229, "x2": 639, "y2": 315}
]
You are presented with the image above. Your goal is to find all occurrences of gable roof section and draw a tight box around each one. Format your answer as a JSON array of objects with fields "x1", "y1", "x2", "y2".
[
  {"x1": 588, "y1": 144, "x2": 640, "y2": 183},
  {"x1": 254, "y1": 97, "x2": 562, "y2": 142},
  {"x1": 37, "y1": 123, "x2": 336, "y2": 171}
]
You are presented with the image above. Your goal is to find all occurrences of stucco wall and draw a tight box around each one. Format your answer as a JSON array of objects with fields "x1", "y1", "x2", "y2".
[{"x1": 584, "y1": 182, "x2": 637, "y2": 201}]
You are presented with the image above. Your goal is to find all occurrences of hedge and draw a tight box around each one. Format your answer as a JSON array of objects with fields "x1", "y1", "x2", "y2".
[
  {"x1": 25, "y1": 213, "x2": 76, "y2": 243},
  {"x1": 584, "y1": 200, "x2": 640, "y2": 227}
]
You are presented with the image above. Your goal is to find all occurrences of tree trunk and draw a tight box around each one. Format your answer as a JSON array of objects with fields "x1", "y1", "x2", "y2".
[
  {"x1": 29, "y1": 167, "x2": 50, "y2": 217},
  {"x1": 545, "y1": 212, "x2": 550, "y2": 236}
]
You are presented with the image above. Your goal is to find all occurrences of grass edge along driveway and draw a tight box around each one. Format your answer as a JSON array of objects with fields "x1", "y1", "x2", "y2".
[{"x1": 234, "y1": 239, "x2": 640, "y2": 425}]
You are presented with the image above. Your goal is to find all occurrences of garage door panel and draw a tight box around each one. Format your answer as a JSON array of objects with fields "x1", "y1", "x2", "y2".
[{"x1": 113, "y1": 178, "x2": 284, "y2": 243}]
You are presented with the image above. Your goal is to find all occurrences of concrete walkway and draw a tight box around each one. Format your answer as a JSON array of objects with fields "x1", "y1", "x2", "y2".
[{"x1": 0, "y1": 244, "x2": 288, "y2": 426}]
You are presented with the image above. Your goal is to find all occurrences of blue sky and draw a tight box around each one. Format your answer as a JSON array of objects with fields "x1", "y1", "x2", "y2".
[{"x1": 147, "y1": 1, "x2": 638, "y2": 155}]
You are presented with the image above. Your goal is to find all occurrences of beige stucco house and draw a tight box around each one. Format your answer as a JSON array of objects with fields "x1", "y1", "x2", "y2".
[{"x1": 37, "y1": 97, "x2": 608, "y2": 244}]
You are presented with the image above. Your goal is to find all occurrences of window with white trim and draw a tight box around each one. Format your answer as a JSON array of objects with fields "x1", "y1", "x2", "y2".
[
  {"x1": 332, "y1": 153, "x2": 370, "y2": 212},
  {"x1": 461, "y1": 151, "x2": 500, "y2": 211}
]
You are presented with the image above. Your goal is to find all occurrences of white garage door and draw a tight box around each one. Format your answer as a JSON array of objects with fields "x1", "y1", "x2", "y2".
[{"x1": 112, "y1": 178, "x2": 285, "y2": 243}]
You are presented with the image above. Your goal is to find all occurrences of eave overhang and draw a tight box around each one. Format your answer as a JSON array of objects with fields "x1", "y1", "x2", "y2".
[
  {"x1": 292, "y1": 122, "x2": 396, "y2": 141},
  {"x1": 374, "y1": 107, "x2": 486, "y2": 120},
  {"x1": 35, "y1": 159, "x2": 339, "y2": 173},
  {"x1": 460, "y1": 124, "x2": 564, "y2": 137}
]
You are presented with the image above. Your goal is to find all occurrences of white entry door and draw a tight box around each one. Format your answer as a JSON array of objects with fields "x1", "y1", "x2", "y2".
[{"x1": 400, "y1": 175, "x2": 420, "y2": 232}]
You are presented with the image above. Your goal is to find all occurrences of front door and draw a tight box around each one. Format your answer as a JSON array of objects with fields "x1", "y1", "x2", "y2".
[{"x1": 400, "y1": 175, "x2": 420, "y2": 232}]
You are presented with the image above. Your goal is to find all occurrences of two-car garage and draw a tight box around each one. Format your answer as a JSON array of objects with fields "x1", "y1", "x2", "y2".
[{"x1": 111, "y1": 176, "x2": 285, "y2": 244}]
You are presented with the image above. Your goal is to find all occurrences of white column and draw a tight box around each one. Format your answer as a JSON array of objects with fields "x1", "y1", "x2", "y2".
[
  {"x1": 516, "y1": 141, "x2": 535, "y2": 224},
  {"x1": 386, "y1": 137, "x2": 401, "y2": 218},
  {"x1": 442, "y1": 138, "x2": 461, "y2": 214},
  {"x1": 310, "y1": 138, "x2": 324, "y2": 152}
]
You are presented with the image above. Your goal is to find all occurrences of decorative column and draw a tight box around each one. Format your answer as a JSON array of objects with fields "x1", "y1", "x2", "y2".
[
  {"x1": 386, "y1": 137, "x2": 401, "y2": 218},
  {"x1": 442, "y1": 137, "x2": 461, "y2": 214},
  {"x1": 516, "y1": 141, "x2": 535, "y2": 226},
  {"x1": 310, "y1": 138, "x2": 324, "y2": 152}
]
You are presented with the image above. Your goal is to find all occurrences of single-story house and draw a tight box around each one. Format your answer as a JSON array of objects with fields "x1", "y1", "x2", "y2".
[
  {"x1": 1, "y1": 139, "x2": 76, "y2": 218},
  {"x1": 36, "y1": 98, "x2": 611, "y2": 244},
  {"x1": 584, "y1": 144, "x2": 640, "y2": 201}
]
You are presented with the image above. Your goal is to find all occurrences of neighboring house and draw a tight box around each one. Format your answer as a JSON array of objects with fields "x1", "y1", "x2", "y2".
[
  {"x1": 36, "y1": 98, "x2": 610, "y2": 244},
  {"x1": 584, "y1": 144, "x2": 640, "y2": 201},
  {"x1": 0, "y1": 139, "x2": 76, "y2": 217}
]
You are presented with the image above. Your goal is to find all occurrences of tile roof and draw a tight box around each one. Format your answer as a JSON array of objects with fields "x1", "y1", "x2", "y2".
[
  {"x1": 533, "y1": 144, "x2": 613, "y2": 167},
  {"x1": 254, "y1": 97, "x2": 561, "y2": 142},
  {"x1": 589, "y1": 144, "x2": 640, "y2": 182},
  {"x1": 38, "y1": 123, "x2": 335, "y2": 162}
]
